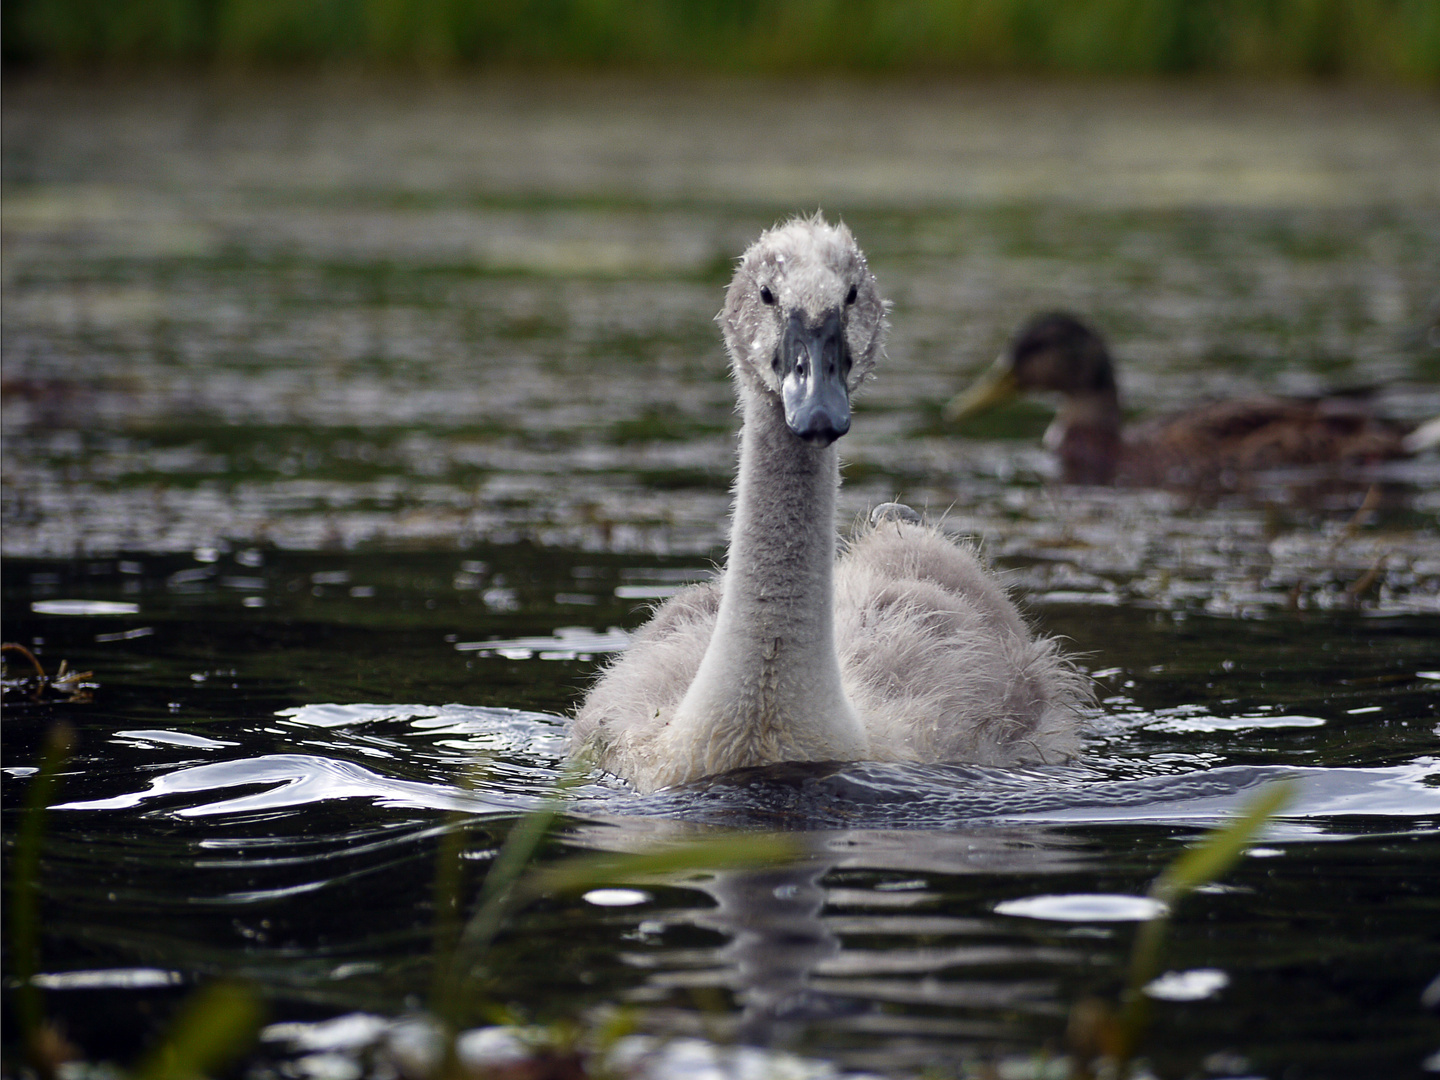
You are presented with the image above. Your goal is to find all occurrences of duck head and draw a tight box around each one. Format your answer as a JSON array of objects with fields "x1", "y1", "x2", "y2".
[
  {"x1": 945, "y1": 311, "x2": 1117, "y2": 421},
  {"x1": 720, "y1": 215, "x2": 889, "y2": 446}
]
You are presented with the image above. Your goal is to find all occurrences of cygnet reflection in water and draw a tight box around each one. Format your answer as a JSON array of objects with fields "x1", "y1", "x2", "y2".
[
  {"x1": 573, "y1": 216, "x2": 1090, "y2": 792},
  {"x1": 567, "y1": 819, "x2": 1091, "y2": 1056}
]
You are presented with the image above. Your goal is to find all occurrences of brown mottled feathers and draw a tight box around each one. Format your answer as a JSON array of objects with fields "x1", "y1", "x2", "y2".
[
  {"x1": 948, "y1": 312, "x2": 1412, "y2": 488},
  {"x1": 1123, "y1": 393, "x2": 1410, "y2": 487}
]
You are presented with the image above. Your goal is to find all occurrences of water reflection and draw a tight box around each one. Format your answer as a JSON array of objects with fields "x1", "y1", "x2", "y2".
[{"x1": 519, "y1": 818, "x2": 1100, "y2": 1064}]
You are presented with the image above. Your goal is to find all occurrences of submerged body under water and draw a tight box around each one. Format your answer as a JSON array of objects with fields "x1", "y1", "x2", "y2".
[{"x1": 4, "y1": 546, "x2": 1438, "y2": 1079}]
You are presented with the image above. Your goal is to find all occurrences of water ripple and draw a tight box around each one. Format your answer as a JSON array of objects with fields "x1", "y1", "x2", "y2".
[{"x1": 52, "y1": 704, "x2": 1440, "y2": 834}]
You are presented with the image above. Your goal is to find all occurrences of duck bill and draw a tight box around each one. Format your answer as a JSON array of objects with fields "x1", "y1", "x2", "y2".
[
  {"x1": 943, "y1": 355, "x2": 1020, "y2": 421},
  {"x1": 782, "y1": 312, "x2": 851, "y2": 446}
]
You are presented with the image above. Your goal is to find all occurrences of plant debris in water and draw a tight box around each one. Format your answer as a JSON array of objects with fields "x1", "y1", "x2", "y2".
[{"x1": 1, "y1": 643, "x2": 96, "y2": 704}]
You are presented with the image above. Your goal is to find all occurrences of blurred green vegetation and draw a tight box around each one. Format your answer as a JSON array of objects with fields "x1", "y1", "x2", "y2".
[{"x1": 4, "y1": 0, "x2": 1437, "y2": 80}]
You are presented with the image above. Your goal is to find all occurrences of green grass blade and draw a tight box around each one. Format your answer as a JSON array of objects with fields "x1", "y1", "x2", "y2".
[
  {"x1": 1108, "y1": 778, "x2": 1299, "y2": 1071},
  {"x1": 1148, "y1": 778, "x2": 1296, "y2": 905},
  {"x1": 130, "y1": 981, "x2": 264, "y2": 1080},
  {"x1": 8, "y1": 723, "x2": 76, "y2": 1078},
  {"x1": 431, "y1": 766, "x2": 588, "y2": 1036},
  {"x1": 518, "y1": 831, "x2": 800, "y2": 901}
]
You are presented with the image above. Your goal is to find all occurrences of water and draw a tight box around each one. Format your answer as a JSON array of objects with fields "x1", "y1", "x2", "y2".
[
  {"x1": 3, "y1": 75, "x2": 1440, "y2": 1079},
  {"x1": 6, "y1": 547, "x2": 1439, "y2": 1077}
]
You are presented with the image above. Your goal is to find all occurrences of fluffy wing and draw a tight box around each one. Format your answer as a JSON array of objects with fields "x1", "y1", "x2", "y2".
[
  {"x1": 570, "y1": 581, "x2": 721, "y2": 772},
  {"x1": 835, "y1": 521, "x2": 1089, "y2": 765}
]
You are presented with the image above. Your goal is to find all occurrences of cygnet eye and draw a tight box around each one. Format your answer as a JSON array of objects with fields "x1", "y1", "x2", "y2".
[
  {"x1": 760, "y1": 286, "x2": 775, "y2": 306},
  {"x1": 845, "y1": 284, "x2": 858, "y2": 306}
]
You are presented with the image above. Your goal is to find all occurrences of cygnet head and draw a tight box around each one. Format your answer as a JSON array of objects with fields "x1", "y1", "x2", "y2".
[{"x1": 720, "y1": 215, "x2": 889, "y2": 446}]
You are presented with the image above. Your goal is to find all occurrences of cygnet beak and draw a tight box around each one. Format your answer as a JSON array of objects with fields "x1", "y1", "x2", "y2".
[{"x1": 781, "y1": 311, "x2": 851, "y2": 445}]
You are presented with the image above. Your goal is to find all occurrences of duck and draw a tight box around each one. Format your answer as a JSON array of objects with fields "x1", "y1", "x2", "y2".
[
  {"x1": 944, "y1": 311, "x2": 1418, "y2": 488},
  {"x1": 572, "y1": 217, "x2": 1088, "y2": 793}
]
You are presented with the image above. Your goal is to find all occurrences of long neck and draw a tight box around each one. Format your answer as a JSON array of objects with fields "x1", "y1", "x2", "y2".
[
  {"x1": 668, "y1": 390, "x2": 866, "y2": 771},
  {"x1": 725, "y1": 394, "x2": 840, "y2": 647}
]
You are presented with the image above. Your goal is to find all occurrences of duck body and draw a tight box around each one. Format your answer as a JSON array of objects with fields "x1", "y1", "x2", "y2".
[
  {"x1": 572, "y1": 218, "x2": 1087, "y2": 793},
  {"x1": 947, "y1": 312, "x2": 1413, "y2": 488},
  {"x1": 1121, "y1": 393, "x2": 1410, "y2": 488}
]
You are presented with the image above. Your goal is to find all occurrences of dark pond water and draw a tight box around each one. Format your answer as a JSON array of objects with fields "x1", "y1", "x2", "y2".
[
  {"x1": 3, "y1": 75, "x2": 1440, "y2": 1079},
  {"x1": 4, "y1": 548, "x2": 1440, "y2": 1079}
]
